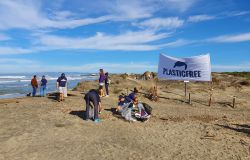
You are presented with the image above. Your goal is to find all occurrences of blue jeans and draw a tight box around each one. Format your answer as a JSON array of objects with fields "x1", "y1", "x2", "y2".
[
  {"x1": 40, "y1": 85, "x2": 46, "y2": 97},
  {"x1": 32, "y1": 87, "x2": 37, "y2": 97}
]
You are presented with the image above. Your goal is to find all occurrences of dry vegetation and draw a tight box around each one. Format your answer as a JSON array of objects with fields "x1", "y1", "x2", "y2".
[{"x1": 0, "y1": 72, "x2": 249, "y2": 160}]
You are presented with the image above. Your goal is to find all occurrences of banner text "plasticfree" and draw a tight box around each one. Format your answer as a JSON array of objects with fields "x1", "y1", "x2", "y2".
[{"x1": 163, "y1": 68, "x2": 201, "y2": 78}]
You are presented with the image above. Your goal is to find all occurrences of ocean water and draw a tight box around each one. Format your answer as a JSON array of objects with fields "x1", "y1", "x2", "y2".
[{"x1": 0, "y1": 72, "x2": 98, "y2": 99}]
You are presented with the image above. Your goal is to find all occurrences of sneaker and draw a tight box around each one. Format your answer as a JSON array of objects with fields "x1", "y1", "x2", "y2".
[
  {"x1": 105, "y1": 95, "x2": 109, "y2": 97},
  {"x1": 94, "y1": 118, "x2": 101, "y2": 123}
]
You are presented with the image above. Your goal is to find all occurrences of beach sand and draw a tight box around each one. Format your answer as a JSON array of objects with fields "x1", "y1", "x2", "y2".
[{"x1": 0, "y1": 73, "x2": 249, "y2": 160}]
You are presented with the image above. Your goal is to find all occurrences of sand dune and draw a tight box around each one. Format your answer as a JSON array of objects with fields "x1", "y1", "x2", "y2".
[{"x1": 0, "y1": 73, "x2": 249, "y2": 160}]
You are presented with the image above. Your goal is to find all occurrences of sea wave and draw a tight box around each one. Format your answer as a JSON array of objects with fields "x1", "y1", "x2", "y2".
[
  {"x1": 0, "y1": 93, "x2": 25, "y2": 99},
  {"x1": 0, "y1": 80, "x2": 18, "y2": 84},
  {"x1": 0, "y1": 76, "x2": 26, "y2": 79}
]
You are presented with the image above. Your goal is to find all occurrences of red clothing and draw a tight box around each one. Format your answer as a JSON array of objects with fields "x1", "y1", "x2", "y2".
[{"x1": 31, "y1": 78, "x2": 38, "y2": 87}]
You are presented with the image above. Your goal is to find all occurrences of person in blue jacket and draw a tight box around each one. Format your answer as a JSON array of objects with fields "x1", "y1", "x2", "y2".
[
  {"x1": 125, "y1": 87, "x2": 139, "y2": 102},
  {"x1": 56, "y1": 73, "x2": 67, "y2": 101},
  {"x1": 40, "y1": 75, "x2": 47, "y2": 97}
]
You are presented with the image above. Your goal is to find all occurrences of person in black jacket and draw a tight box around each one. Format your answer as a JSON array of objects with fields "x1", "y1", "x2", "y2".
[{"x1": 84, "y1": 89, "x2": 102, "y2": 122}]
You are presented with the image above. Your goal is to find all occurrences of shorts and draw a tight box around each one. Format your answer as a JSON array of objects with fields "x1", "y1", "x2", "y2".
[
  {"x1": 99, "y1": 82, "x2": 104, "y2": 86},
  {"x1": 59, "y1": 87, "x2": 67, "y2": 97}
]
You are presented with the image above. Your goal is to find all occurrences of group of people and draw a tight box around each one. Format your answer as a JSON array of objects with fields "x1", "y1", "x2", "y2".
[
  {"x1": 30, "y1": 69, "x2": 151, "y2": 123},
  {"x1": 98, "y1": 69, "x2": 110, "y2": 97},
  {"x1": 30, "y1": 73, "x2": 68, "y2": 101},
  {"x1": 84, "y1": 70, "x2": 151, "y2": 123},
  {"x1": 116, "y1": 88, "x2": 151, "y2": 122},
  {"x1": 31, "y1": 75, "x2": 48, "y2": 97}
]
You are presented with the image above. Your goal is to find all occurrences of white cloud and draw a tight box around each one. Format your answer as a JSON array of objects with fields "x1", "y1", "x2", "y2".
[
  {"x1": 226, "y1": 11, "x2": 250, "y2": 17},
  {"x1": 37, "y1": 30, "x2": 170, "y2": 51},
  {"x1": 159, "y1": 0, "x2": 198, "y2": 12},
  {"x1": 162, "y1": 39, "x2": 194, "y2": 47},
  {"x1": 207, "y1": 32, "x2": 250, "y2": 43},
  {"x1": 0, "y1": 47, "x2": 33, "y2": 55},
  {"x1": 136, "y1": 17, "x2": 184, "y2": 30},
  {"x1": 110, "y1": 0, "x2": 153, "y2": 19},
  {"x1": 0, "y1": 1, "x2": 114, "y2": 30},
  {"x1": 187, "y1": 14, "x2": 216, "y2": 22}
]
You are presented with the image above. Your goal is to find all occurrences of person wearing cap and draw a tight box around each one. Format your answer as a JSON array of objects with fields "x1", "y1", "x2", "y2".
[
  {"x1": 56, "y1": 73, "x2": 67, "y2": 101},
  {"x1": 31, "y1": 75, "x2": 38, "y2": 97},
  {"x1": 40, "y1": 75, "x2": 47, "y2": 97}
]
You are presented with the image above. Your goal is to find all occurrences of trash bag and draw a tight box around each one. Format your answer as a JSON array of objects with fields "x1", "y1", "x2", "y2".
[{"x1": 121, "y1": 106, "x2": 136, "y2": 122}]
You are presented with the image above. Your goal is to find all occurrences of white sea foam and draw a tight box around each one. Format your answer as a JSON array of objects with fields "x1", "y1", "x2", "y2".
[
  {"x1": 0, "y1": 80, "x2": 17, "y2": 84},
  {"x1": 0, "y1": 76, "x2": 26, "y2": 79}
]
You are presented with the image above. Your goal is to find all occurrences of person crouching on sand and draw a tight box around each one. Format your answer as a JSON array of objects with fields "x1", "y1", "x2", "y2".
[
  {"x1": 31, "y1": 75, "x2": 38, "y2": 97},
  {"x1": 133, "y1": 97, "x2": 151, "y2": 121},
  {"x1": 84, "y1": 89, "x2": 103, "y2": 122},
  {"x1": 56, "y1": 73, "x2": 67, "y2": 101},
  {"x1": 125, "y1": 87, "x2": 139, "y2": 102},
  {"x1": 40, "y1": 75, "x2": 47, "y2": 97},
  {"x1": 116, "y1": 95, "x2": 130, "y2": 113}
]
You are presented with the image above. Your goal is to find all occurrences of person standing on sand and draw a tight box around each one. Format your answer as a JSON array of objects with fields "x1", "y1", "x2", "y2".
[
  {"x1": 40, "y1": 75, "x2": 47, "y2": 97},
  {"x1": 99, "y1": 69, "x2": 106, "y2": 97},
  {"x1": 56, "y1": 73, "x2": 67, "y2": 101},
  {"x1": 104, "y1": 72, "x2": 110, "y2": 97},
  {"x1": 31, "y1": 75, "x2": 38, "y2": 97},
  {"x1": 84, "y1": 89, "x2": 102, "y2": 122}
]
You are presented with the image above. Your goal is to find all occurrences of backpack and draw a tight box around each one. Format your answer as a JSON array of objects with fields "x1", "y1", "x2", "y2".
[{"x1": 142, "y1": 103, "x2": 152, "y2": 115}]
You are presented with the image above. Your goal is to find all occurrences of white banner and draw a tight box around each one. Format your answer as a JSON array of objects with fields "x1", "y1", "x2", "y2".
[{"x1": 158, "y1": 54, "x2": 211, "y2": 81}]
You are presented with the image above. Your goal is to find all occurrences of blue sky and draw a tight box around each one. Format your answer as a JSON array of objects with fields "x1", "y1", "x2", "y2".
[{"x1": 0, "y1": 0, "x2": 250, "y2": 73}]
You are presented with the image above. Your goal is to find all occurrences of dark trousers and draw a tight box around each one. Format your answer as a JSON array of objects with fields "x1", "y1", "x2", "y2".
[
  {"x1": 85, "y1": 94, "x2": 99, "y2": 120},
  {"x1": 32, "y1": 87, "x2": 37, "y2": 97},
  {"x1": 105, "y1": 83, "x2": 109, "y2": 95}
]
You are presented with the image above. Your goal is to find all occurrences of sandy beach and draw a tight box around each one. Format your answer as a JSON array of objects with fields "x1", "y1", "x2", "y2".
[{"x1": 0, "y1": 73, "x2": 249, "y2": 160}]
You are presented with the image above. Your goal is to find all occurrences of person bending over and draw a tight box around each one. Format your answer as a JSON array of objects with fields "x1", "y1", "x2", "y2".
[{"x1": 84, "y1": 89, "x2": 102, "y2": 122}]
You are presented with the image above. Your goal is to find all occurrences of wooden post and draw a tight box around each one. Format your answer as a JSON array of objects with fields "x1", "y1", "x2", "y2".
[
  {"x1": 233, "y1": 96, "x2": 236, "y2": 108},
  {"x1": 184, "y1": 81, "x2": 189, "y2": 99},
  {"x1": 185, "y1": 82, "x2": 187, "y2": 98},
  {"x1": 208, "y1": 82, "x2": 213, "y2": 107},
  {"x1": 188, "y1": 93, "x2": 191, "y2": 104},
  {"x1": 209, "y1": 93, "x2": 212, "y2": 106}
]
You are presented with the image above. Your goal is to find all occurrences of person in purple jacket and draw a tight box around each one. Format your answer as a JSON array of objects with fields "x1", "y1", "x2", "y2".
[
  {"x1": 40, "y1": 75, "x2": 47, "y2": 97},
  {"x1": 98, "y1": 69, "x2": 106, "y2": 97}
]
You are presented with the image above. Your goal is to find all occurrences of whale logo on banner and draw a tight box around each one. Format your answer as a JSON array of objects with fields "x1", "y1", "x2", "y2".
[{"x1": 158, "y1": 54, "x2": 211, "y2": 81}]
